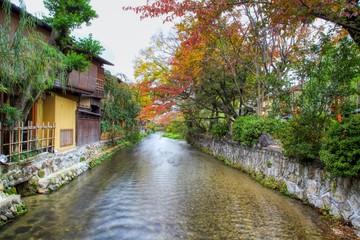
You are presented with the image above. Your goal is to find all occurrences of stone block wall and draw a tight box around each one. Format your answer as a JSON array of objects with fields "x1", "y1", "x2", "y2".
[
  {"x1": 0, "y1": 140, "x2": 118, "y2": 225},
  {"x1": 189, "y1": 135, "x2": 360, "y2": 235},
  {"x1": 0, "y1": 193, "x2": 23, "y2": 225},
  {"x1": 0, "y1": 141, "x2": 114, "y2": 191}
]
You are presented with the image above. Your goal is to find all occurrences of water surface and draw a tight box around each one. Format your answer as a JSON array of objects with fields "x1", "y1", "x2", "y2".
[{"x1": 1, "y1": 133, "x2": 332, "y2": 239}]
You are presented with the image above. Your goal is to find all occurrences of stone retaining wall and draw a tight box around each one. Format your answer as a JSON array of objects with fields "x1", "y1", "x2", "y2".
[
  {"x1": 0, "y1": 193, "x2": 24, "y2": 225},
  {"x1": 0, "y1": 140, "x2": 120, "y2": 225},
  {"x1": 189, "y1": 135, "x2": 360, "y2": 236}
]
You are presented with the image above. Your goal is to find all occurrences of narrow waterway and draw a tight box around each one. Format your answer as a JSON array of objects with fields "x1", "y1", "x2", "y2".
[{"x1": 2, "y1": 133, "x2": 333, "y2": 239}]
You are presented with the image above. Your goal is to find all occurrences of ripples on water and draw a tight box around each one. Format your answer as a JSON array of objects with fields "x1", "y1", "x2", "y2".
[{"x1": 1, "y1": 133, "x2": 332, "y2": 239}]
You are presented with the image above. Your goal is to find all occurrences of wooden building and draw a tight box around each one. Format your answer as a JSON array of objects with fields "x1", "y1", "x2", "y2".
[
  {"x1": 0, "y1": 1, "x2": 113, "y2": 155},
  {"x1": 68, "y1": 56, "x2": 113, "y2": 147}
]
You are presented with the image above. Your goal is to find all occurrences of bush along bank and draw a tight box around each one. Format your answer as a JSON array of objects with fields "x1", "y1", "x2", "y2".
[{"x1": 188, "y1": 134, "x2": 360, "y2": 237}]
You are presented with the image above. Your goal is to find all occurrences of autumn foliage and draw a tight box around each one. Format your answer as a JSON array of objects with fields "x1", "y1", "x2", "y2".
[
  {"x1": 129, "y1": 0, "x2": 359, "y2": 130},
  {"x1": 125, "y1": 0, "x2": 360, "y2": 45}
]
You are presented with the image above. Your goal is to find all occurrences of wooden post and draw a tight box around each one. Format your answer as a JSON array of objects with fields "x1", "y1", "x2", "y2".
[
  {"x1": 0, "y1": 122, "x2": 2, "y2": 155},
  {"x1": 35, "y1": 121, "x2": 38, "y2": 151},
  {"x1": 46, "y1": 122, "x2": 49, "y2": 152},
  {"x1": 52, "y1": 122, "x2": 55, "y2": 153},
  {"x1": 0, "y1": 92, "x2": 3, "y2": 155},
  {"x1": 41, "y1": 122, "x2": 47, "y2": 148},
  {"x1": 27, "y1": 121, "x2": 30, "y2": 152},
  {"x1": 18, "y1": 122, "x2": 21, "y2": 158},
  {"x1": 9, "y1": 125, "x2": 12, "y2": 161}
]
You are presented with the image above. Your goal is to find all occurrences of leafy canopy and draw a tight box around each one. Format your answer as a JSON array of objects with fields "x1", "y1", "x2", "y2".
[
  {"x1": 44, "y1": 0, "x2": 97, "y2": 29},
  {"x1": 125, "y1": 0, "x2": 360, "y2": 46},
  {"x1": 43, "y1": 0, "x2": 103, "y2": 72},
  {"x1": 320, "y1": 115, "x2": 360, "y2": 177},
  {"x1": 0, "y1": 0, "x2": 67, "y2": 122},
  {"x1": 102, "y1": 71, "x2": 140, "y2": 140},
  {"x1": 280, "y1": 36, "x2": 360, "y2": 162}
]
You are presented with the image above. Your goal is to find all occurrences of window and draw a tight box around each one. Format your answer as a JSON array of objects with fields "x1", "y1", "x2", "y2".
[{"x1": 60, "y1": 129, "x2": 73, "y2": 147}]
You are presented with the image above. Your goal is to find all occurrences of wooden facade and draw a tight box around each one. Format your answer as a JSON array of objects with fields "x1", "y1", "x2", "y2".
[
  {"x1": 76, "y1": 111, "x2": 101, "y2": 146},
  {"x1": 96, "y1": 64, "x2": 105, "y2": 98},
  {"x1": 0, "y1": 0, "x2": 52, "y2": 40},
  {"x1": 68, "y1": 64, "x2": 98, "y2": 93},
  {"x1": 72, "y1": 58, "x2": 112, "y2": 146}
]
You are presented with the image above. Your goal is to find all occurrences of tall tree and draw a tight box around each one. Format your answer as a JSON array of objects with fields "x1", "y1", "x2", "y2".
[
  {"x1": 0, "y1": 0, "x2": 66, "y2": 124},
  {"x1": 44, "y1": 0, "x2": 97, "y2": 50},
  {"x1": 43, "y1": 0, "x2": 103, "y2": 72},
  {"x1": 281, "y1": 36, "x2": 360, "y2": 162},
  {"x1": 102, "y1": 71, "x2": 140, "y2": 141},
  {"x1": 134, "y1": 31, "x2": 184, "y2": 121}
]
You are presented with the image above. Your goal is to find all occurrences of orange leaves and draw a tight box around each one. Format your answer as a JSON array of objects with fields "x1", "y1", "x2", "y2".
[
  {"x1": 130, "y1": 0, "x2": 359, "y2": 123},
  {"x1": 156, "y1": 111, "x2": 183, "y2": 126},
  {"x1": 268, "y1": 0, "x2": 360, "y2": 40},
  {"x1": 125, "y1": 0, "x2": 359, "y2": 42},
  {"x1": 124, "y1": 0, "x2": 189, "y2": 21},
  {"x1": 137, "y1": 100, "x2": 174, "y2": 121},
  {"x1": 134, "y1": 42, "x2": 194, "y2": 121}
]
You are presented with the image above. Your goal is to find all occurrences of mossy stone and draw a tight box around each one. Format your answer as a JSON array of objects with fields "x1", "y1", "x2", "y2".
[
  {"x1": 4, "y1": 186, "x2": 17, "y2": 195},
  {"x1": 38, "y1": 170, "x2": 45, "y2": 178}
]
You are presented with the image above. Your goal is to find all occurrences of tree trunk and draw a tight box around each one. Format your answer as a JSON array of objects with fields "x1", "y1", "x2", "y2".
[
  {"x1": 348, "y1": 29, "x2": 360, "y2": 48},
  {"x1": 11, "y1": 86, "x2": 42, "y2": 121}
]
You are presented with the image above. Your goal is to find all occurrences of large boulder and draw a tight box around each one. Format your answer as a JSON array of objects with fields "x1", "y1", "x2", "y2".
[{"x1": 259, "y1": 133, "x2": 274, "y2": 147}]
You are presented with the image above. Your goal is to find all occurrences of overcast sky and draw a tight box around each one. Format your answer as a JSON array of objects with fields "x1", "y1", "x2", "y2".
[{"x1": 18, "y1": 0, "x2": 172, "y2": 82}]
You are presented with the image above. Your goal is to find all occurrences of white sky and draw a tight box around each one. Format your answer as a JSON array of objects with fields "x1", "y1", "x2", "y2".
[{"x1": 17, "y1": 0, "x2": 173, "y2": 82}]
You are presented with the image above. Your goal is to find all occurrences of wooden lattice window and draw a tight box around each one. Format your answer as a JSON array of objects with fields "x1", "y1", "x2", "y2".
[
  {"x1": 60, "y1": 129, "x2": 73, "y2": 147},
  {"x1": 0, "y1": 121, "x2": 56, "y2": 161}
]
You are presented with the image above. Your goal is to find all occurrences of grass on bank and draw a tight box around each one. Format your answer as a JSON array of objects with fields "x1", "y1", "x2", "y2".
[{"x1": 162, "y1": 132, "x2": 183, "y2": 140}]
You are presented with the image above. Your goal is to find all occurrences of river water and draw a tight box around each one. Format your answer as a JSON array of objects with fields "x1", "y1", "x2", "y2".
[{"x1": 1, "y1": 133, "x2": 334, "y2": 239}]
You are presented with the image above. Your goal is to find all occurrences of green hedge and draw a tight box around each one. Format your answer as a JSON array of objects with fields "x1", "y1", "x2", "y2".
[
  {"x1": 231, "y1": 114, "x2": 360, "y2": 177},
  {"x1": 162, "y1": 132, "x2": 183, "y2": 140},
  {"x1": 280, "y1": 115, "x2": 327, "y2": 162},
  {"x1": 232, "y1": 116, "x2": 285, "y2": 146},
  {"x1": 165, "y1": 119, "x2": 187, "y2": 139},
  {"x1": 210, "y1": 122, "x2": 228, "y2": 139},
  {"x1": 320, "y1": 115, "x2": 360, "y2": 177}
]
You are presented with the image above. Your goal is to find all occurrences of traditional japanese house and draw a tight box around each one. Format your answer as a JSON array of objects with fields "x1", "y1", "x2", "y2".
[{"x1": 0, "y1": 1, "x2": 113, "y2": 157}]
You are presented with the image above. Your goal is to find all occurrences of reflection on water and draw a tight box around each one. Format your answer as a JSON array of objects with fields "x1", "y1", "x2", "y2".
[{"x1": 2, "y1": 133, "x2": 332, "y2": 239}]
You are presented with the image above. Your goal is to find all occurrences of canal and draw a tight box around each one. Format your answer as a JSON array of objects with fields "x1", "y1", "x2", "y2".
[{"x1": 2, "y1": 133, "x2": 334, "y2": 239}]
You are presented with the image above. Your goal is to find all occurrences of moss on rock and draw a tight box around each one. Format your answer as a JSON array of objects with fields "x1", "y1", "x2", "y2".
[
  {"x1": 4, "y1": 186, "x2": 17, "y2": 195},
  {"x1": 38, "y1": 169, "x2": 45, "y2": 178}
]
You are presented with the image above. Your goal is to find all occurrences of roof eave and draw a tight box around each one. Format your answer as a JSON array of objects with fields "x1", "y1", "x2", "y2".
[{"x1": 1, "y1": 0, "x2": 53, "y2": 32}]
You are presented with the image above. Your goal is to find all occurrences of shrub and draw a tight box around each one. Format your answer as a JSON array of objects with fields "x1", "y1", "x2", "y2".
[
  {"x1": 280, "y1": 115, "x2": 328, "y2": 162},
  {"x1": 210, "y1": 122, "x2": 228, "y2": 139},
  {"x1": 165, "y1": 119, "x2": 187, "y2": 139},
  {"x1": 232, "y1": 116, "x2": 285, "y2": 146},
  {"x1": 162, "y1": 132, "x2": 183, "y2": 140},
  {"x1": 320, "y1": 115, "x2": 360, "y2": 177},
  {"x1": 127, "y1": 131, "x2": 142, "y2": 143}
]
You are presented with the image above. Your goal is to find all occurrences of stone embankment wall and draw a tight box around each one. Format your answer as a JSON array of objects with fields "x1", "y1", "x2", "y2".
[
  {"x1": 0, "y1": 140, "x2": 121, "y2": 225},
  {"x1": 0, "y1": 193, "x2": 23, "y2": 224},
  {"x1": 189, "y1": 135, "x2": 360, "y2": 235}
]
